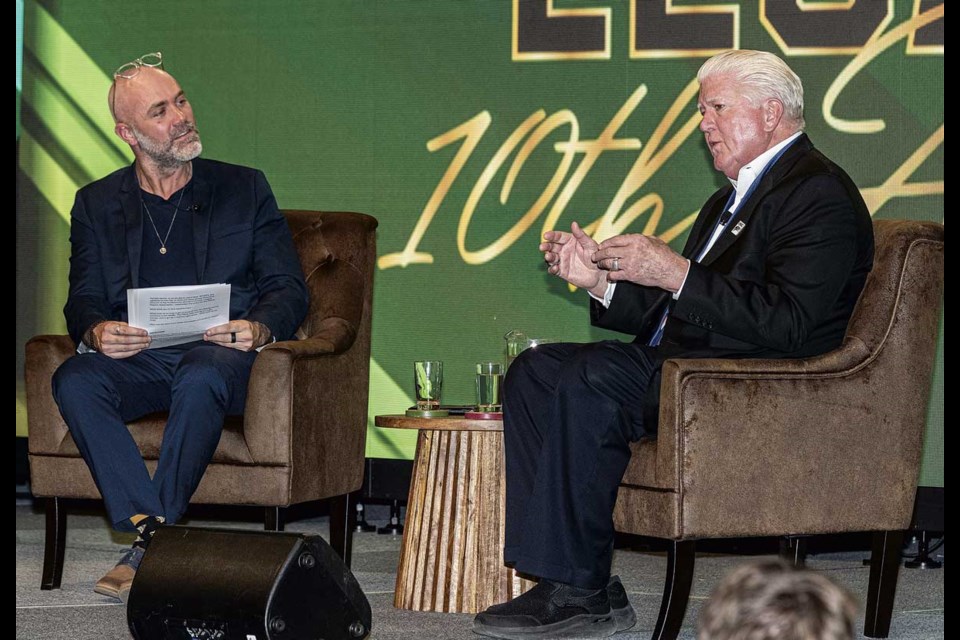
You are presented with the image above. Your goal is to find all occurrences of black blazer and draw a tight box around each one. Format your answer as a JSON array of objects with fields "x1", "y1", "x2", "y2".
[
  {"x1": 593, "y1": 134, "x2": 874, "y2": 363},
  {"x1": 63, "y1": 158, "x2": 309, "y2": 346}
]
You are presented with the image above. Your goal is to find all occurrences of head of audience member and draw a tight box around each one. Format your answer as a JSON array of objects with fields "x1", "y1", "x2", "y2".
[
  {"x1": 108, "y1": 59, "x2": 202, "y2": 171},
  {"x1": 697, "y1": 559, "x2": 857, "y2": 640},
  {"x1": 697, "y1": 49, "x2": 805, "y2": 179}
]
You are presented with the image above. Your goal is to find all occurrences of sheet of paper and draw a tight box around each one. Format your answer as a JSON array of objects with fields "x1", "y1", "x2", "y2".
[{"x1": 127, "y1": 284, "x2": 231, "y2": 349}]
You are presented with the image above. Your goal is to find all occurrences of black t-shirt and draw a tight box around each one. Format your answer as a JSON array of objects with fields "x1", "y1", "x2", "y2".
[{"x1": 138, "y1": 182, "x2": 198, "y2": 288}]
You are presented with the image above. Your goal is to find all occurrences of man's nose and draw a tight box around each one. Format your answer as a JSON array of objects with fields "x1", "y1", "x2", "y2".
[
  {"x1": 699, "y1": 111, "x2": 713, "y2": 132},
  {"x1": 171, "y1": 104, "x2": 187, "y2": 124}
]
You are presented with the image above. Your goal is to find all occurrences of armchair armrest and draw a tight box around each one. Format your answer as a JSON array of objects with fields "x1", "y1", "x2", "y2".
[
  {"x1": 25, "y1": 335, "x2": 77, "y2": 455},
  {"x1": 656, "y1": 337, "x2": 924, "y2": 538},
  {"x1": 242, "y1": 316, "x2": 369, "y2": 499}
]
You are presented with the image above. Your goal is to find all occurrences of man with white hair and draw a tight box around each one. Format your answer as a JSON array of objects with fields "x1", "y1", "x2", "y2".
[
  {"x1": 473, "y1": 50, "x2": 873, "y2": 639},
  {"x1": 51, "y1": 53, "x2": 308, "y2": 602}
]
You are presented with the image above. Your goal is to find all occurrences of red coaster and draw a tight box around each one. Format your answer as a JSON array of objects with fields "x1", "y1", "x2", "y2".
[{"x1": 465, "y1": 411, "x2": 503, "y2": 420}]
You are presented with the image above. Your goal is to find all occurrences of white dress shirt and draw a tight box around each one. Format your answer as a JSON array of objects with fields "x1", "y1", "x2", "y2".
[{"x1": 591, "y1": 131, "x2": 803, "y2": 308}]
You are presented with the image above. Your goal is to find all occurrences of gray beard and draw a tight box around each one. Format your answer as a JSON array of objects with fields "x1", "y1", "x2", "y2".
[{"x1": 132, "y1": 126, "x2": 203, "y2": 169}]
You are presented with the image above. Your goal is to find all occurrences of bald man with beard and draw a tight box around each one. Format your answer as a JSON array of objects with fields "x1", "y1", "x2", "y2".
[{"x1": 50, "y1": 54, "x2": 308, "y2": 602}]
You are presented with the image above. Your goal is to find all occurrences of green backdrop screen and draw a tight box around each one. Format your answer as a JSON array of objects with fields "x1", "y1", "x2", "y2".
[{"x1": 16, "y1": 1, "x2": 943, "y2": 485}]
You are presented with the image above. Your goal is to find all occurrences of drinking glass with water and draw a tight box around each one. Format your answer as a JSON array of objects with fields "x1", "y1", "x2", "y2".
[{"x1": 475, "y1": 362, "x2": 503, "y2": 412}]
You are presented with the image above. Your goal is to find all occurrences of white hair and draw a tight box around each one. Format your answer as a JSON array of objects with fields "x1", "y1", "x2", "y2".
[{"x1": 698, "y1": 50, "x2": 805, "y2": 131}]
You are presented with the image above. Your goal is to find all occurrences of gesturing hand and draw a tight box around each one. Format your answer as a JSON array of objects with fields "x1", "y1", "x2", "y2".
[
  {"x1": 593, "y1": 234, "x2": 689, "y2": 292},
  {"x1": 540, "y1": 222, "x2": 607, "y2": 297}
]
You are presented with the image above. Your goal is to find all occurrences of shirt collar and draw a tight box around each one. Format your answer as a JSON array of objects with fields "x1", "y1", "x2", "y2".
[{"x1": 728, "y1": 131, "x2": 803, "y2": 193}]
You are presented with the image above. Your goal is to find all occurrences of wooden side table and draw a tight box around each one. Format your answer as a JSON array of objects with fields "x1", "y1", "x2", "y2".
[{"x1": 375, "y1": 414, "x2": 534, "y2": 613}]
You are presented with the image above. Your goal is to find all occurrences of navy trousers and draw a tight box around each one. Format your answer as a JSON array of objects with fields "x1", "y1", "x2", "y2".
[
  {"x1": 502, "y1": 341, "x2": 659, "y2": 589},
  {"x1": 52, "y1": 342, "x2": 258, "y2": 531}
]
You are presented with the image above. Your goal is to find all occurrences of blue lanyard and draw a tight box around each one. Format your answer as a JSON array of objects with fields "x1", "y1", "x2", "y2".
[
  {"x1": 650, "y1": 137, "x2": 799, "y2": 347},
  {"x1": 695, "y1": 138, "x2": 797, "y2": 262}
]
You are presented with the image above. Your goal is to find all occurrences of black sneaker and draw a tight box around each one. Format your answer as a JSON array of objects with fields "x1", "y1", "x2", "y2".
[
  {"x1": 473, "y1": 579, "x2": 617, "y2": 639},
  {"x1": 607, "y1": 576, "x2": 637, "y2": 633}
]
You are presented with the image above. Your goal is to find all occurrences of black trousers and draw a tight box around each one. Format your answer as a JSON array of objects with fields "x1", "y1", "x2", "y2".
[{"x1": 502, "y1": 340, "x2": 659, "y2": 589}]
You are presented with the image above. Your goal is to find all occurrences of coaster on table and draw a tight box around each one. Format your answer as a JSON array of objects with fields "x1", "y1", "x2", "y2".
[
  {"x1": 464, "y1": 411, "x2": 503, "y2": 420},
  {"x1": 405, "y1": 409, "x2": 450, "y2": 418}
]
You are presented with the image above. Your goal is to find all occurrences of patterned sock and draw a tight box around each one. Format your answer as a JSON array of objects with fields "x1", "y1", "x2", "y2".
[{"x1": 132, "y1": 515, "x2": 166, "y2": 550}]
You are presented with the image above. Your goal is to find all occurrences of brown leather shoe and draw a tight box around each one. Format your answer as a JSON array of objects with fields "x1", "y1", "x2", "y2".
[{"x1": 94, "y1": 547, "x2": 144, "y2": 603}]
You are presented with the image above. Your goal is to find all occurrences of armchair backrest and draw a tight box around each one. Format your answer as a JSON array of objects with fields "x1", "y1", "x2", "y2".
[
  {"x1": 842, "y1": 219, "x2": 943, "y2": 446},
  {"x1": 284, "y1": 210, "x2": 378, "y2": 352}
]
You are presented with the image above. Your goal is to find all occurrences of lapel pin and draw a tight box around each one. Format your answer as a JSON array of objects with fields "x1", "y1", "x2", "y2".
[{"x1": 731, "y1": 221, "x2": 746, "y2": 236}]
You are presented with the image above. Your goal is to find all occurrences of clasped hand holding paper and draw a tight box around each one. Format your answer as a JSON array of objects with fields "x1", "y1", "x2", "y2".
[{"x1": 127, "y1": 284, "x2": 231, "y2": 349}]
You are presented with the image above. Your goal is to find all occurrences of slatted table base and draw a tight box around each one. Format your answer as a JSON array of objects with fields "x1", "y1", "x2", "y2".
[{"x1": 393, "y1": 428, "x2": 534, "y2": 613}]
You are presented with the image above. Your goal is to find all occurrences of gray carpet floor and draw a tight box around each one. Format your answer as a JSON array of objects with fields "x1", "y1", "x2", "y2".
[{"x1": 16, "y1": 504, "x2": 943, "y2": 639}]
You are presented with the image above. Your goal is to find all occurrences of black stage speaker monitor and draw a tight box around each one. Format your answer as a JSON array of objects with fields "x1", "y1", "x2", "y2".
[{"x1": 128, "y1": 526, "x2": 371, "y2": 640}]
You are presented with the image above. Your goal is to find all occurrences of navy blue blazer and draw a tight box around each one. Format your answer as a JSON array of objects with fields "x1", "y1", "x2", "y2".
[
  {"x1": 593, "y1": 134, "x2": 874, "y2": 362},
  {"x1": 63, "y1": 158, "x2": 309, "y2": 346}
]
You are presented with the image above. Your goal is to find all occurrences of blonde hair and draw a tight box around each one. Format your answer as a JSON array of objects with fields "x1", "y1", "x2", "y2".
[
  {"x1": 698, "y1": 50, "x2": 805, "y2": 131},
  {"x1": 698, "y1": 560, "x2": 857, "y2": 640}
]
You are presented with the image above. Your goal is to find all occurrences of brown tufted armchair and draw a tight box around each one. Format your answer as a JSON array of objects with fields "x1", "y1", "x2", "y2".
[
  {"x1": 613, "y1": 220, "x2": 943, "y2": 639},
  {"x1": 26, "y1": 210, "x2": 377, "y2": 590}
]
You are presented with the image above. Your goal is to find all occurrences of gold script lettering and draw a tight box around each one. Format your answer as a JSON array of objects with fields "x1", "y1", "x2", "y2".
[
  {"x1": 860, "y1": 124, "x2": 944, "y2": 215},
  {"x1": 378, "y1": 111, "x2": 491, "y2": 269},
  {"x1": 587, "y1": 77, "x2": 702, "y2": 242},
  {"x1": 543, "y1": 85, "x2": 646, "y2": 236},
  {"x1": 823, "y1": 4, "x2": 943, "y2": 134},
  {"x1": 381, "y1": 6, "x2": 943, "y2": 274},
  {"x1": 459, "y1": 109, "x2": 578, "y2": 264}
]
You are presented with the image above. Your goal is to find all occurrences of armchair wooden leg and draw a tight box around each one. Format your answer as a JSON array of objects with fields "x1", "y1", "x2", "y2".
[
  {"x1": 41, "y1": 497, "x2": 66, "y2": 590},
  {"x1": 864, "y1": 530, "x2": 904, "y2": 638},
  {"x1": 779, "y1": 535, "x2": 808, "y2": 568},
  {"x1": 264, "y1": 506, "x2": 285, "y2": 532},
  {"x1": 328, "y1": 492, "x2": 355, "y2": 568},
  {"x1": 652, "y1": 540, "x2": 696, "y2": 640}
]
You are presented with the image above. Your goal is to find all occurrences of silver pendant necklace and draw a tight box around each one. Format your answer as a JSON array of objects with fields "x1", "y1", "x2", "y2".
[{"x1": 141, "y1": 186, "x2": 186, "y2": 255}]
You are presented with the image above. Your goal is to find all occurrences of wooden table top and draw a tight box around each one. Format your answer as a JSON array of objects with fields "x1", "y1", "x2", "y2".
[{"x1": 374, "y1": 414, "x2": 504, "y2": 432}]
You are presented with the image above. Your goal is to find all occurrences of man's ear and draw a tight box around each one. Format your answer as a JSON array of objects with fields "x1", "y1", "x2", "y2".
[
  {"x1": 763, "y1": 98, "x2": 784, "y2": 132},
  {"x1": 115, "y1": 122, "x2": 137, "y2": 147}
]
